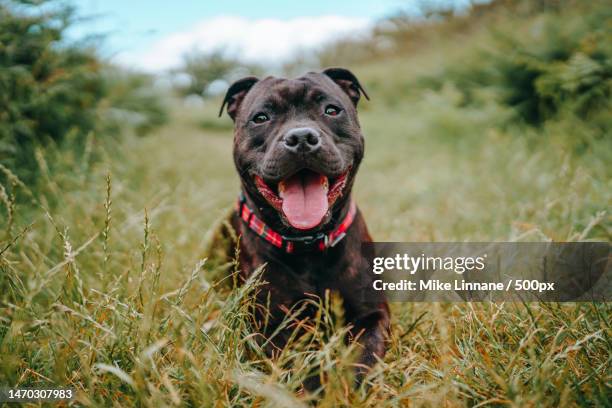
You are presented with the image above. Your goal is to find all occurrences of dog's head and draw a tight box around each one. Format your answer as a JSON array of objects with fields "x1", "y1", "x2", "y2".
[{"x1": 220, "y1": 68, "x2": 368, "y2": 233}]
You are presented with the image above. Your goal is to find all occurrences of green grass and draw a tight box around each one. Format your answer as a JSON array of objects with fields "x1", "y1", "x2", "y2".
[
  {"x1": 0, "y1": 94, "x2": 610, "y2": 406},
  {"x1": 1, "y1": 2, "x2": 611, "y2": 406}
]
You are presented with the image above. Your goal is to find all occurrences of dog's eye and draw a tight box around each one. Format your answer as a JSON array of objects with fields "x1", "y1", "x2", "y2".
[
  {"x1": 252, "y1": 113, "x2": 269, "y2": 124},
  {"x1": 324, "y1": 105, "x2": 341, "y2": 116}
]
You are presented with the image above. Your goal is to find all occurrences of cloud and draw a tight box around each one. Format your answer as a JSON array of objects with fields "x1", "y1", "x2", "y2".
[{"x1": 114, "y1": 15, "x2": 372, "y2": 72}]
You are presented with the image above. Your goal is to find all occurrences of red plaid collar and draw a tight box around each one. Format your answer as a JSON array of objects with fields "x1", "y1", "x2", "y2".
[{"x1": 236, "y1": 194, "x2": 356, "y2": 253}]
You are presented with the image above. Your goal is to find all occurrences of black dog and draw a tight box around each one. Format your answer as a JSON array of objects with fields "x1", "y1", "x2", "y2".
[{"x1": 219, "y1": 68, "x2": 389, "y2": 386}]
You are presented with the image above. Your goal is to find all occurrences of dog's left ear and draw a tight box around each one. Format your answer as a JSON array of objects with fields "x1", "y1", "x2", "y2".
[
  {"x1": 219, "y1": 76, "x2": 259, "y2": 120},
  {"x1": 322, "y1": 67, "x2": 369, "y2": 106}
]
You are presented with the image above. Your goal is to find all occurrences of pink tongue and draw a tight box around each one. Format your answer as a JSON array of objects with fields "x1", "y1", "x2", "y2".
[{"x1": 279, "y1": 172, "x2": 329, "y2": 230}]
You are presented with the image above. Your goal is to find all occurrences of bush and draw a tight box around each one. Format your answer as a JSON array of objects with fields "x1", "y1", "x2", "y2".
[
  {"x1": 0, "y1": 0, "x2": 168, "y2": 185},
  {"x1": 0, "y1": 0, "x2": 105, "y2": 182},
  {"x1": 173, "y1": 51, "x2": 236, "y2": 96},
  {"x1": 172, "y1": 50, "x2": 263, "y2": 97},
  {"x1": 490, "y1": 3, "x2": 611, "y2": 125},
  {"x1": 99, "y1": 68, "x2": 169, "y2": 137},
  {"x1": 417, "y1": 1, "x2": 611, "y2": 126}
]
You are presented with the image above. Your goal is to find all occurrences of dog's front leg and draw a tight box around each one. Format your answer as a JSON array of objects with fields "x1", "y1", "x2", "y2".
[{"x1": 350, "y1": 304, "x2": 390, "y2": 385}]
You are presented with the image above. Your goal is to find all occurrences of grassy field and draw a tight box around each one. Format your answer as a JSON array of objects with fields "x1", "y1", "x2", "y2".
[{"x1": 1, "y1": 1, "x2": 611, "y2": 407}]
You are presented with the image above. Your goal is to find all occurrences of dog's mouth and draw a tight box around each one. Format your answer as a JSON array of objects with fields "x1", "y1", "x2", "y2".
[{"x1": 254, "y1": 168, "x2": 350, "y2": 230}]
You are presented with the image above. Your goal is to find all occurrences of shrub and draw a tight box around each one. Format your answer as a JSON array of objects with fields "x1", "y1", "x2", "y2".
[
  {"x1": 417, "y1": 1, "x2": 611, "y2": 126},
  {"x1": 99, "y1": 68, "x2": 169, "y2": 137},
  {"x1": 0, "y1": 0, "x2": 105, "y2": 182},
  {"x1": 0, "y1": 0, "x2": 168, "y2": 185},
  {"x1": 172, "y1": 50, "x2": 263, "y2": 97},
  {"x1": 490, "y1": 3, "x2": 611, "y2": 125}
]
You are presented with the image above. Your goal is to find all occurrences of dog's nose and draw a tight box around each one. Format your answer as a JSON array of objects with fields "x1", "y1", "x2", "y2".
[{"x1": 282, "y1": 127, "x2": 321, "y2": 153}]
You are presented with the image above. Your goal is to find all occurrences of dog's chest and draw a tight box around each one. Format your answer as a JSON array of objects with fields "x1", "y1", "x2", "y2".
[{"x1": 245, "y1": 245, "x2": 347, "y2": 299}]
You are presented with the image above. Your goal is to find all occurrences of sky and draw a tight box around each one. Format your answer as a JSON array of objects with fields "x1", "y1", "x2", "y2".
[{"x1": 68, "y1": 0, "x2": 474, "y2": 72}]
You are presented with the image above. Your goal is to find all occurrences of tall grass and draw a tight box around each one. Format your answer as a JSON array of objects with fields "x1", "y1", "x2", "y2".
[
  {"x1": 0, "y1": 93, "x2": 609, "y2": 406},
  {"x1": 0, "y1": 0, "x2": 610, "y2": 406}
]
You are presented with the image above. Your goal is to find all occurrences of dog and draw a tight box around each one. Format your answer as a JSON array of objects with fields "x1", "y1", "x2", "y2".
[{"x1": 219, "y1": 68, "x2": 389, "y2": 387}]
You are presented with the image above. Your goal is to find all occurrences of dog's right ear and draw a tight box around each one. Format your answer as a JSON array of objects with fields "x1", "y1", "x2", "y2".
[{"x1": 219, "y1": 77, "x2": 259, "y2": 120}]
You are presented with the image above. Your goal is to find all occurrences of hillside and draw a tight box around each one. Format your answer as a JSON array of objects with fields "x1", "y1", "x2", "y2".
[{"x1": 0, "y1": 0, "x2": 610, "y2": 406}]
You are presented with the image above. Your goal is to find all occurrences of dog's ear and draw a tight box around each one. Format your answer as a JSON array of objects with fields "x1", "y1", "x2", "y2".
[
  {"x1": 219, "y1": 76, "x2": 259, "y2": 120},
  {"x1": 322, "y1": 67, "x2": 369, "y2": 106}
]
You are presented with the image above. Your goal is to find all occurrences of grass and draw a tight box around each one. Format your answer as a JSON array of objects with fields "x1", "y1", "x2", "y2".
[
  {"x1": 1, "y1": 2, "x2": 611, "y2": 406},
  {"x1": 0, "y1": 96, "x2": 610, "y2": 406}
]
